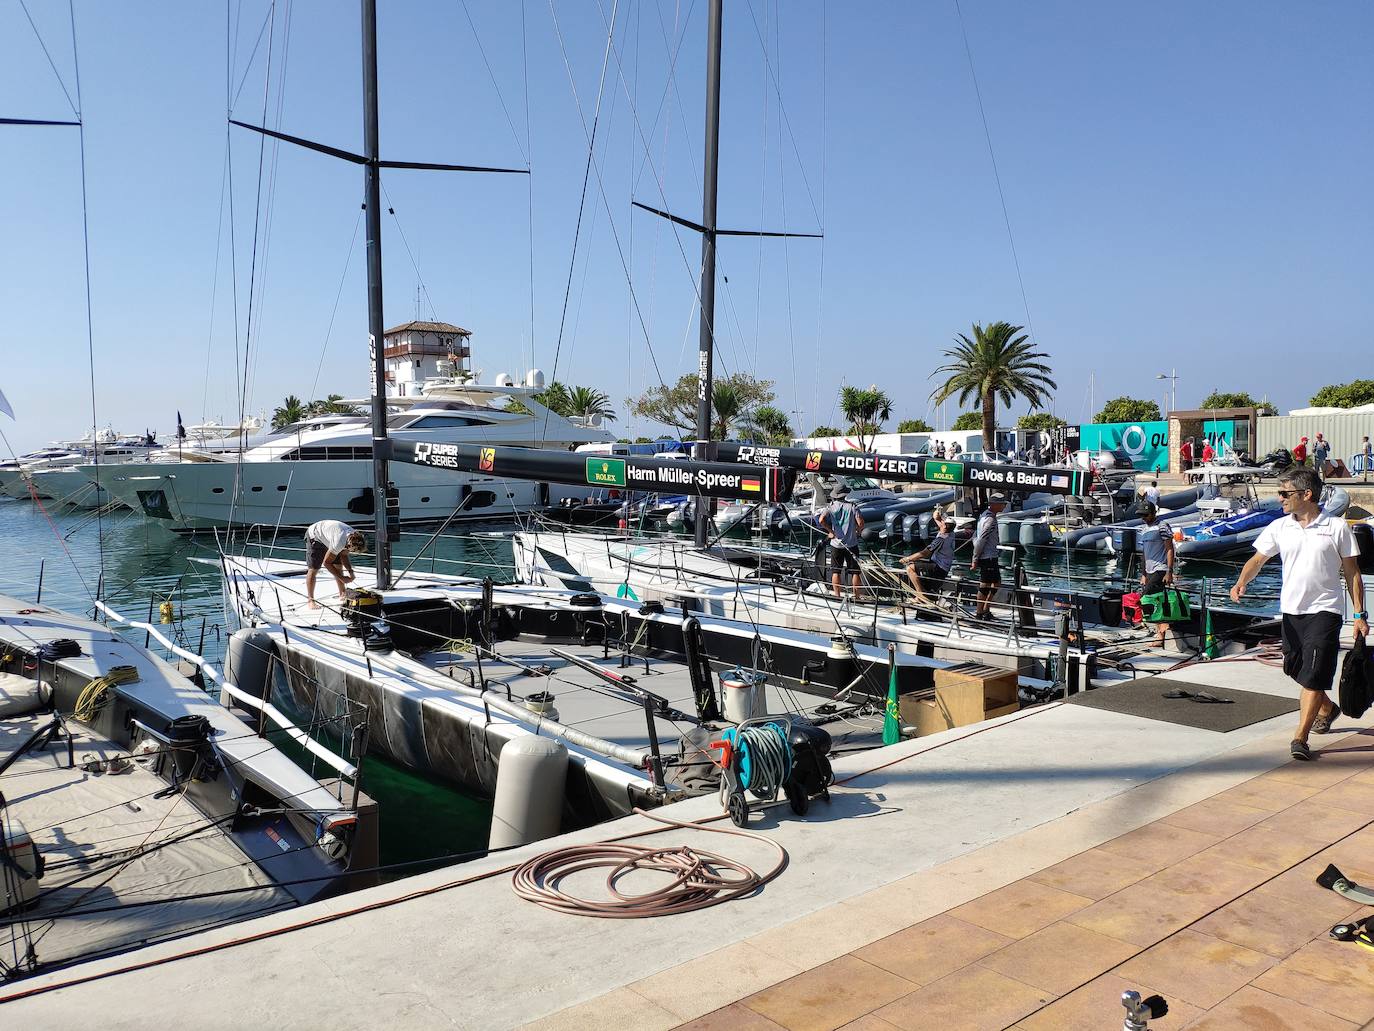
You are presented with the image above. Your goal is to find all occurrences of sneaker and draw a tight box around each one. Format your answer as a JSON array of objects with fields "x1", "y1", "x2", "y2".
[
  {"x1": 1291, "y1": 739, "x2": 1314, "y2": 761},
  {"x1": 1313, "y1": 703, "x2": 1342, "y2": 735}
]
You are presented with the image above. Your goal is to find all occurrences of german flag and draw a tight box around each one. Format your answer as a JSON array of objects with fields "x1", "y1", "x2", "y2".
[{"x1": 741, "y1": 477, "x2": 761, "y2": 492}]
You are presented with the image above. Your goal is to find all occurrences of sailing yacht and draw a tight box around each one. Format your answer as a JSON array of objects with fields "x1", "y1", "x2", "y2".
[{"x1": 97, "y1": 372, "x2": 614, "y2": 530}]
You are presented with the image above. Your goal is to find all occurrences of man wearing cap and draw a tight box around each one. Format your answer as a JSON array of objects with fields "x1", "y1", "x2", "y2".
[
  {"x1": 971, "y1": 494, "x2": 1006, "y2": 618},
  {"x1": 1293, "y1": 436, "x2": 1309, "y2": 467},
  {"x1": 818, "y1": 483, "x2": 865, "y2": 601},
  {"x1": 1137, "y1": 502, "x2": 1174, "y2": 648},
  {"x1": 1230, "y1": 467, "x2": 1367, "y2": 761}
]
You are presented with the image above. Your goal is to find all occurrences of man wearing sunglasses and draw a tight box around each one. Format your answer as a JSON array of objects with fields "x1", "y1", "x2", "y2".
[{"x1": 1231, "y1": 468, "x2": 1367, "y2": 760}]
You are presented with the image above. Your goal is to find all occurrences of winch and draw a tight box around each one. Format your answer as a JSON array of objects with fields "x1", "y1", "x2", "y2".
[{"x1": 342, "y1": 588, "x2": 384, "y2": 638}]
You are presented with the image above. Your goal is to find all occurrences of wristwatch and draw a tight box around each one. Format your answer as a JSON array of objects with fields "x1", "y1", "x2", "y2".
[{"x1": 1357, "y1": 611, "x2": 1369, "y2": 621}]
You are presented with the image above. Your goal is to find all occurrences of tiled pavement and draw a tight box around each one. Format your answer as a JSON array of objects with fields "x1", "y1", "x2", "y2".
[{"x1": 547, "y1": 731, "x2": 1374, "y2": 1030}]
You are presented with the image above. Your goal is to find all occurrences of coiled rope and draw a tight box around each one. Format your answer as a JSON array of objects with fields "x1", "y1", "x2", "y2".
[
  {"x1": 72, "y1": 665, "x2": 139, "y2": 723},
  {"x1": 511, "y1": 807, "x2": 787, "y2": 919}
]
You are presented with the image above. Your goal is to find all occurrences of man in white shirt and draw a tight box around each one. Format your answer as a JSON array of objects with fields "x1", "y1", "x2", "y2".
[
  {"x1": 305, "y1": 519, "x2": 367, "y2": 609},
  {"x1": 1137, "y1": 502, "x2": 1174, "y2": 648},
  {"x1": 1231, "y1": 468, "x2": 1367, "y2": 760}
]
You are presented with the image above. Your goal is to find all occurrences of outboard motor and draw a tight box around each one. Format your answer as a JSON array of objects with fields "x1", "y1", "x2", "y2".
[
  {"x1": 902, "y1": 513, "x2": 922, "y2": 544},
  {"x1": 884, "y1": 510, "x2": 902, "y2": 543}
]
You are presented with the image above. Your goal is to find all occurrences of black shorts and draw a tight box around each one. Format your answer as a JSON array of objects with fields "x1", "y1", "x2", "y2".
[
  {"x1": 1143, "y1": 570, "x2": 1167, "y2": 594},
  {"x1": 914, "y1": 560, "x2": 948, "y2": 589},
  {"x1": 977, "y1": 558, "x2": 1001, "y2": 586},
  {"x1": 1280, "y1": 612, "x2": 1342, "y2": 692},
  {"x1": 307, "y1": 538, "x2": 331, "y2": 570},
  {"x1": 830, "y1": 546, "x2": 859, "y2": 574}
]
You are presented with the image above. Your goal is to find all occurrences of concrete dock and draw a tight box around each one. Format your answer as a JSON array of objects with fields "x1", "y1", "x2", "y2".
[{"x1": 2, "y1": 649, "x2": 1371, "y2": 1028}]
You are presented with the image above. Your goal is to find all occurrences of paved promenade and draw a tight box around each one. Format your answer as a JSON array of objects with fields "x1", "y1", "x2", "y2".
[{"x1": 3, "y1": 654, "x2": 1369, "y2": 1030}]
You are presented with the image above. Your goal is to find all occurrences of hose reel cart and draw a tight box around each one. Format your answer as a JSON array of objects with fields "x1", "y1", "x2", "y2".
[{"x1": 711, "y1": 715, "x2": 835, "y2": 827}]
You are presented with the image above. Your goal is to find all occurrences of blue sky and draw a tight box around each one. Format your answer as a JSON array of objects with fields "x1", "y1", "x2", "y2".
[{"x1": 2, "y1": 1, "x2": 1369, "y2": 454}]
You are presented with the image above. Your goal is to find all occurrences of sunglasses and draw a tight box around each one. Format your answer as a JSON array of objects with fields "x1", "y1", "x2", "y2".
[{"x1": 1276, "y1": 489, "x2": 1307, "y2": 498}]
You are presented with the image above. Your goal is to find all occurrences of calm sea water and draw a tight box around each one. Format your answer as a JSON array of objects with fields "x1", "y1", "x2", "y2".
[{"x1": 0, "y1": 498, "x2": 1280, "y2": 869}]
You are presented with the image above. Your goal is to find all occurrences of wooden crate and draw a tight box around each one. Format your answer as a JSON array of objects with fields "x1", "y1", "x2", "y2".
[{"x1": 900, "y1": 662, "x2": 1020, "y2": 737}]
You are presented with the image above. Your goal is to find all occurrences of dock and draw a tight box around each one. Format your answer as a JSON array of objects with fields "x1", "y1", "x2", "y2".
[{"x1": 1, "y1": 644, "x2": 1370, "y2": 1028}]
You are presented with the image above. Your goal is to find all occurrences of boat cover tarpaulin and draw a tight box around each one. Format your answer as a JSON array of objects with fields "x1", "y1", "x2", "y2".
[
  {"x1": 712, "y1": 443, "x2": 1094, "y2": 496},
  {"x1": 390, "y1": 441, "x2": 795, "y2": 502}
]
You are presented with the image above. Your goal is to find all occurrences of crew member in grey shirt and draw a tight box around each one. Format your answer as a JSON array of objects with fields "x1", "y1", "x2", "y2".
[
  {"x1": 971, "y1": 493, "x2": 1006, "y2": 618},
  {"x1": 1136, "y1": 502, "x2": 1174, "y2": 648},
  {"x1": 818, "y1": 483, "x2": 865, "y2": 601}
]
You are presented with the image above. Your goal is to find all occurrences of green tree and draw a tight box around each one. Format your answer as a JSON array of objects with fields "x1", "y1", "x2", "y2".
[
  {"x1": 1094, "y1": 396, "x2": 1161, "y2": 423},
  {"x1": 629, "y1": 372, "x2": 775, "y2": 434},
  {"x1": 710, "y1": 382, "x2": 746, "y2": 439},
  {"x1": 272, "y1": 395, "x2": 306, "y2": 429},
  {"x1": 930, "y1": 322, "x2": 1057, "y2": 454},
  {"x1": 1309, "y1": 380, "x2": 1374, "y2": 409},
  {"x1": 839, "y1": 385, "x2": 894, "y2": 451},
  {"x1": 749, "y1": 405, "x2": 794, "y2": 445},
  {"x1": 565, "y1": 385, "x2": 617, "y2": 423},
  {"x1": 1199, "y1": 390, "x2": 1277, "y2": 416},
  {"x1": 1017, "y1": 412, "x2": 1066, "y2": 431},
  {"x1": 304, "y1": 393, "x2": 361, "y2": 418},
  {"x1": 897, "y1": 418, "x2": 934, "y2": 433},
  {"x1": 951, "y1": 412, "x2": 982, "y2": 431},
  {"x1": 810, "y1": 425, "x2": 842, "y2": 438}
]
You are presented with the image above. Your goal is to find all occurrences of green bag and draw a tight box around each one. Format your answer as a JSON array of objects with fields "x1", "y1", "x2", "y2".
[{"x1": 1140, "y1": 588, "x2": 1192, "y2": 624}]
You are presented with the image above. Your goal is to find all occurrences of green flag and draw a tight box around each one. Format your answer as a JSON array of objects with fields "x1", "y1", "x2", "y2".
[
  {"x1": 883, "y1": 651, "x2": 901, "y2": 745},
  {"x1": 1204, "y1": 609, "x2": 1218, "y2": 660}
]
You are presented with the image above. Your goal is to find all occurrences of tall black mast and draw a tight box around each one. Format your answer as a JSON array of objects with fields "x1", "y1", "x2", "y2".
[
  {"x1": 361, "y1": 0, "x2": 392, "y2": 588},
  {"x1": 632, "y1": 0, "x2": 820, "y2": 550},
  {"x1": 232, "y1": 2, "x2": 528, "y2": 589},
  {"x1": 691, "y1": 0, "x2": 725, "y2": 549}
]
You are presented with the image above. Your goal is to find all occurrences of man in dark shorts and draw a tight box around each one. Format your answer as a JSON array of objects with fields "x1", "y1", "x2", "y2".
[
  {"x1": 818, "y1": 484, "x2": 865, "y2": 601},
  {"x1": 970, "y1": 493, "x2": 1006, "y2": 618},
  {"x1": 899, "y1": 507, "x2": 954, "y2": 607},
  {"x1": 305, "y1": 519, "x2": 368, "y2": 609},
  {"x1": 1137, "y1": 502, "x2": 1174, "y2": 648},
  {"x1": 1231, "y1": 468, "x2": 1367, "y2": 760}
]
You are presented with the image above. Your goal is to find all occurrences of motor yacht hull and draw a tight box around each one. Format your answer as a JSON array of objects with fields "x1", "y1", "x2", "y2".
[{"x1": 94, "y1": 457, "x2": 594, "y2": 530}]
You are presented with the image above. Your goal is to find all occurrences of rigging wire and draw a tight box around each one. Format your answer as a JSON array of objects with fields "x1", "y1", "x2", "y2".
[
  {"x1": 17, "y1": 0, "x2": 77, "y2": 116},
  {"x1": 520, "y1": 0, "x2": 537, "y2": 373},
  {"x1": 67, "y1": 0, "x2": 103, "y2": 601},
  {"x1": 455, "y1": 0, "x2": 529, "y2": 165},
  {"x1": 951, "y1": 0, "x2": 1037, "y2": 348}
]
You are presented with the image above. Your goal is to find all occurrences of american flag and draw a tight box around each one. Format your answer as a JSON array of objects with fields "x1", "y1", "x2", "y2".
[{"x1": 1051, "y1": 474, "x2": 1069, "y2": 489}]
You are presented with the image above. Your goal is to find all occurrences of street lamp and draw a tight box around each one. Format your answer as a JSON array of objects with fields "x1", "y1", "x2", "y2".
[{"x1": 1155, "y1": 369, "x2": 1178, "y2": 414}]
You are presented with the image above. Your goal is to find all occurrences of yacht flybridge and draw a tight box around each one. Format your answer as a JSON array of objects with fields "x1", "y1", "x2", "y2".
[{"x1": 95, "y1": 373, "x2": 615, "y2": 531}]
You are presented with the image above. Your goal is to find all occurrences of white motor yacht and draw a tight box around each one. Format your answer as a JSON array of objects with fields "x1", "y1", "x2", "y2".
[{"x1": 95, "y1": 373, "x2": 615, "y2": 531}]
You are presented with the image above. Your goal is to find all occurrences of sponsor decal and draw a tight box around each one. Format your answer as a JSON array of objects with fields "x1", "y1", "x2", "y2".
[
  {"x1": 478, "y1": 447, "x2": 495, "y2": 472},
  {"x1": 1051, "y1": 474, "x2": 1069, "y2": 489},
  {"x1": 924, "y1": 461, "x2": 965, "y2": 484},
  {"x1": 805, "y1": 450, "x2": 822, "y2": 471},
  {"x1": 587, "y1": 457, "x2": 628, "y2": 487},
  {"x1": 735, "y1": 445, "x2": 780, "y2": 466},
  {"x1": 741, "y1": 477, "x2": 761, "y2": 493}
]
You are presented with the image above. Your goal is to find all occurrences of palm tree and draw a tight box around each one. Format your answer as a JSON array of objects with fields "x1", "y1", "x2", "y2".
[
  {"x1": 712, "y1": 382, "x2": 744, "y2": 439},
  {"x1": 931, "y1": 323, "x2": 1057, "y2": 456},
  {"x1": 749, "y1": 405, "x2": 793, "y2": 445},
  {"x1": 305, "y1": 393, "x2": 360, "y2": 417},
  {"x1": 565, "y1": 385, "x2": 617, "y2": 423},
  {"x1": 838, "y1": 385, "x2": 893, "y2": 452},
  {"x1": 272, "y1": 395, "x2": 305, "y2": 430}
]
